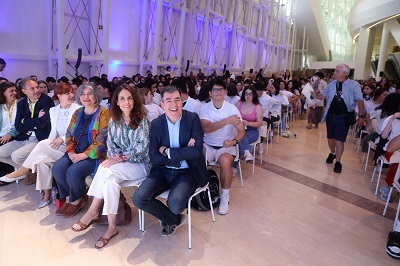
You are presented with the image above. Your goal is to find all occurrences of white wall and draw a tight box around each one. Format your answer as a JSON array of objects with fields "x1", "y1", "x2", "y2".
[{"x1": 0, "y1": 0, "x2": 49, "y2": 81}]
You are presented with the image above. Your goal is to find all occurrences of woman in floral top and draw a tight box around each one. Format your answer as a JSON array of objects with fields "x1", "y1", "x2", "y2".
[
  {"x1": 52, "y1": 82, "x2": 110, "y2": 218},
  {"x1": 71, "y1": 84, "x2": 150, "y2": 249}
]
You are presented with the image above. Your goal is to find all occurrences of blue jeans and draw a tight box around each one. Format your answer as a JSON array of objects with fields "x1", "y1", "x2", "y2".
[
  {"x1": 238, "y1": 127, "x2": 259, "y2": 153},
  {"x1": 133, "y1": 166, "x2": 197, "y2": 225},
  {"x1": 52, "y1": 153, "x2": 96, "y2": 202}
]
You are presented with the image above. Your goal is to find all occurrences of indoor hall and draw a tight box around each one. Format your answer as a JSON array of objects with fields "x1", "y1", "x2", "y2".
[{"x1": 0, "y1": 117, "x2": 397, "y2": 265}]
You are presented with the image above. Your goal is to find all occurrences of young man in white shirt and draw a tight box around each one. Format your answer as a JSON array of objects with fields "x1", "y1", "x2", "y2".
[{"x1": 199, "y1": 78, "x2": 245, "y2": 215}]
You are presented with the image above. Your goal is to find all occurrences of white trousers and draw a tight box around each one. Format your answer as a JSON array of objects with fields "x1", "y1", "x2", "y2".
[
  {"x1": 21, "y1": 139, "x2": 66, "y2": 191},
  {"x1": 88, "y1": 162, "x2": 148, "y2": 215},
  {"x1": 0, "y1": 138, "x2": 38, "y2": 169}
]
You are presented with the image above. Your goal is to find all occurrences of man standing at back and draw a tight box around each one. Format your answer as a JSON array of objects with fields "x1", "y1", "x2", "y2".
[
  {"x1": 199, "y1": 78, "x2": 245, "y2": 215},
  {"x1": 0, "y1": 77, "x2": 54, "y2": 185},
  {"x1": 133, "y1": 85, "x2": 209, "y2": 236},
  {"x1": 315, "y1": 64, "x2": 364, "y2": 173}
]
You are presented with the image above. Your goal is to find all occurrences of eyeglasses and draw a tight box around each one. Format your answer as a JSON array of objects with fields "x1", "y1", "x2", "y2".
[
  {"x1": 245, "y1": 92, "x2": 253, "y2": 96},
  {"x1": 211, "y1": 87, "x2": 226, "y2": 93}
]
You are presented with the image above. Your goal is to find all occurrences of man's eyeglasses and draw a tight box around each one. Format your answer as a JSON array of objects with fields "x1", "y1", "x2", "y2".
[{"x1": 211, "y1": 87, "x2": 226, "y2": 93}]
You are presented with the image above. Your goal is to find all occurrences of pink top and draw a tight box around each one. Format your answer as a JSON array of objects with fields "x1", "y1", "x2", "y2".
[{"x1": 238, "y1": 102, "x2": 257, "y2": 122}]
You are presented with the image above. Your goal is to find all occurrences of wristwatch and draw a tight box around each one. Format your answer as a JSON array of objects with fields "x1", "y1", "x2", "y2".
[{"x1": 359, "y1": 115, "x2": 366, "y2": 119}]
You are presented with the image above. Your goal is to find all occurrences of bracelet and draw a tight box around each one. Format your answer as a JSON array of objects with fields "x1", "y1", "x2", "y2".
[
  {"x1": 162, "y1": 147, "x2": 168, "y2": 156},
  {"x1": 233, "y1": 138, "x2": 238, "y2": 145},
  {"x1": 359, "y1": 115, "x2": 366, "y2": 119}
]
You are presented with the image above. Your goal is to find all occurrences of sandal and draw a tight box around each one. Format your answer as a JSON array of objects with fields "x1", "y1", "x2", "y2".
[
  {"x1": 95, "y1": 231, "x2": 119, "y2": 249},
  {"x1": 71, "y1": 218, "x2": 98, "y2": 232}
]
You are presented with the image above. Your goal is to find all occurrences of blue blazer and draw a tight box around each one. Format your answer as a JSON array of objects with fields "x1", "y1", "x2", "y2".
[
  {"x1": 150, "y1": 110, "x2": 209, "y2": 187},
  {"x1": 14, "y1": 94, "x2": 54, "y2": 141}
]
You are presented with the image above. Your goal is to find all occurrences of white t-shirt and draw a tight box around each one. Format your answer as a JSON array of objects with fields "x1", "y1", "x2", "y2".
[
  {"x1": 369, "y1": 109, "x2": 384, "y2": 134},
  {"x1": 272, "y1": 94, "x2": 289, "y2": 106},
  {"x1": 199, "y1": 100, "x2": 241, "y2": 147},
  {"x1": 258, "y1": 92, "x2": 281, "y2": 118},
  {"x1": 364, "y1": 100, "x2": 381, "y2": 115},
  {"x1": 224, "y1": 95, "x2": 240, "y2": 106},
  {"x1": 183, "y1": 97, "x2": 202, "y2": 115},
  {"x1": 153, "y1": 92, "x2": 162, "y2": 105},
  {"x1": 381, "y1": 115, "x2": 400, "y2": 150},
  {"x1": 145, "y1": 103, "x2": 165, "y2": 122}
]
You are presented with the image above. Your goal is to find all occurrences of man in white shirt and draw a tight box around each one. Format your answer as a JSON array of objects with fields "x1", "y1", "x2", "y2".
[
  {"x1": 199, "y1": 78, "x2": 245, "y2": 215},
  {"x1": 172, "y1": 79, "x2": 202, "y2": 115}
]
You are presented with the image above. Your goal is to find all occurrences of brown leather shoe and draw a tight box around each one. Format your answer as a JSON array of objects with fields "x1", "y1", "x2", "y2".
[
  {"x1": 63, "y1": 197, "x2": 88, "y2": 218},
  {"x1": 25, "y1": 171, "x2": 37, "y2": 185},
  {"x1": 55, "y1": 202, "x2": 70, "y2": 216}
]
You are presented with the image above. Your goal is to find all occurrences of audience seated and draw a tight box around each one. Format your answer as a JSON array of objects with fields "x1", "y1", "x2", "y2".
[
  {"x1": 199, "y1": 78, "x2": 245, "y2": 215},
  {"x1": 133, "y1": 85, "x2": 209, "y2": 236},
  {"x1": 0, "y1": 83, "x2": 80, "y2": 207},
  {"x1": 137, "y1": 87, "x2": 165, "y2": 122},
  {"x1": 52, "y1": 82, "x2": 109, "y2": 218},
  {"x1": 72, "y1": 84, "x2": 150, "y2": 249},
  {"x1": 235, "y1": 85, "x2": 263, "y2": 162},
  {"x1": 0, "y1": 82, "x2": 19, "y2": 177},
  {"x1": 0, "y1": 77, "x2": 54, "y2": 185}
]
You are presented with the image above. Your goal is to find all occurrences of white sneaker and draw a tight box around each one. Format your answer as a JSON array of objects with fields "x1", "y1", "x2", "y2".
[
  {"x1": 244, "y1": 150, "x2": 254, "y2": 163},
  {"x1": 218, "y1": 194, "x2": 229, "y2": 215},
  {"x1": 257, "y1": 144, "x2": 263, "y2": 155}
]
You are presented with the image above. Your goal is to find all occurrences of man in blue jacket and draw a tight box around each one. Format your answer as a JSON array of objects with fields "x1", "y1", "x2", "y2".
[
  {"x1": 0, "y1": 77, "x2": 54, "y2": 185},
  {"x1": 133, "y1": 85, "x2": 209, "y2": 236}
]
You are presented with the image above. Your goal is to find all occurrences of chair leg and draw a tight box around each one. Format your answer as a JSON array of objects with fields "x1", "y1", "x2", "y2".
[
  {"x1": 252, "y1": 144, "x2": 256, "y2": 174},
  {"x1": 374, "y1": 162, "x2": 384, "y2": 196},
  {"x1": 364, "y1": 148, "x2": 371, "y2": 172},
  {"x1": 206, "y1": 188, "x2": 216, "y2": 222},
  {"x1": 383, "y1": 186, "x2": 394, "y2": 216},
  {"x1": 394, "y1": 197, "x2": 400, "y2": 230},
  {"x1": 138, "y1": 209, "x2": 142, "y2": 231},
  {"x1": 371, "y1": 164, "x2": 377, "y2": 183},
  {"x1": 238, "y1": 160, "x2": 243, "y2": 188},
  {"x1": 188, "y1": 197, "x2": 192, "y2": 249}
]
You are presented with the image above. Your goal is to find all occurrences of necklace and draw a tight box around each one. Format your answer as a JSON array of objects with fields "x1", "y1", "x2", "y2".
[{"x1": 3, "y1": 101, "x2": 16, "y2": 122}]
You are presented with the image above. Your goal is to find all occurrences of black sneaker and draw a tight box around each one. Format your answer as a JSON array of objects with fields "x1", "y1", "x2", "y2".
[
  {"x1": 326, "y1": 153, "x2": 336, "y2": 164},
  {"x1": 161, "y1": 214, "x2": 186, "y2": 237},
  {"x1": 385, "y1": 230, "x2": 400, "y2": 259},
  {"x1": 333, "y1": 162, "x2": 342, "y2": 173}
]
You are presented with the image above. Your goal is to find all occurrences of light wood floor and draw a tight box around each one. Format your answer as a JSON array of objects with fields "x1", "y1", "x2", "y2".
[{"x1": 0, "y1": 116, "x2": 398, "y2": 266}]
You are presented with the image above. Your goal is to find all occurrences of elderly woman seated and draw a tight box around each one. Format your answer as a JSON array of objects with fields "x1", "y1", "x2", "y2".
[{"x1": 52, "y1": 82, "x2": 109, "y2": 218}]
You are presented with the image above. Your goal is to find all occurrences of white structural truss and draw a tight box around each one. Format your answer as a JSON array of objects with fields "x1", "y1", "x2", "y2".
[{"x1": 49, "y1": 0, "x2": 305, "y2": 78}]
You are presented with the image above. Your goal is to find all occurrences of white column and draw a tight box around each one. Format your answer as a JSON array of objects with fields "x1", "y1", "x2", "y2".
[
  {"x1": 139, "y1": 0, "x2": 149, "y2": 75},
  {"x1": 56, "y1": 0, "x2": 66, "y2": 78},
  {"x1": 102, "y1": 0, "x2": 110, "y2": 76},
  {"x1": 354, "y1": 26, "x2": 375, "y2": 80},
  {"x1": 376, "y1": 21, "x2": 390, "y2": 81},
  {"x1": 152, "y1": 0, "x2": 163, "y2": 74},
  {"x1": 176, "y1": 1, "x2": 186, "y2": 76}
]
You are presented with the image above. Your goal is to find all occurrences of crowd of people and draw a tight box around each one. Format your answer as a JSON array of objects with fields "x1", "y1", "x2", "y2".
[{"x1": 0, "y1": 58, "x2": 400, "y2": 257}]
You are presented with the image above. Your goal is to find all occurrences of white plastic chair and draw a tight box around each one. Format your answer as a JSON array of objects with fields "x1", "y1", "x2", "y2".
[
  {"x1": 363, "y1": 139, "x2": 378, "y2": 172},
  {"x1": 382, "y1": 152, "x2": 400, "y2": 218},
  {"x1": 138, "y1": 183, "x2": 215, "y2": 249},
  {"x1": 249, "y1": 131, "x2": 262, "y2": 174},
  {"x1": 120, "y1": 178, "x2": 146, "y2": 231},
  {"x1": 137, "y1": 151, "x2": 216, "y2": 248},
  {"x1": 203, "y1": 144, "x2": 244, "y2": 188},
  {"x1": 371, "y1": 155, "x2": 390, "y2": 195}
]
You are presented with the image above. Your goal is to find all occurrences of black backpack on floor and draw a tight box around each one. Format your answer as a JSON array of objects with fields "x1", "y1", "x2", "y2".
[{"x1": 191, "y1": 169, "x2": 220, "y2": 211}]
